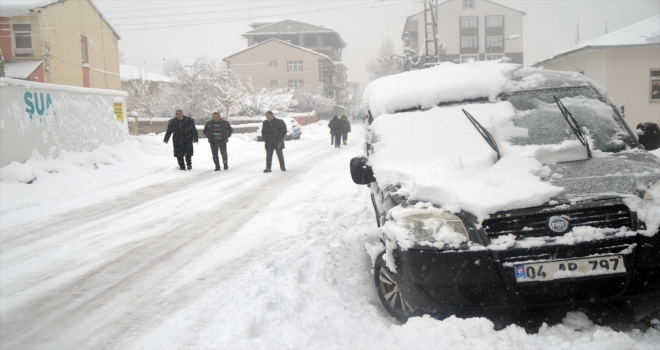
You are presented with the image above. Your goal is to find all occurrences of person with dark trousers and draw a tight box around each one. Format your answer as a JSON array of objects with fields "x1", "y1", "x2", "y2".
[
  {"x1": 340, "y1": 115, "x2": 351, "y2": 145},
  {"x1": 203, "y1": 112, "x2": 233, "y2": 171},
  {"x1": 164, "y1": 109, "x2": 198, "y2": 170},
  {"x1": 328, "y1": 115, "x2": 343, "y2": 148},
  {"x1": 262, "y1": 111, "x2": 287, "y2": 172}
]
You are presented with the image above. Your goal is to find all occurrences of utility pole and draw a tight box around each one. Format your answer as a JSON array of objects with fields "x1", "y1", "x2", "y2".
[{"x1": 423, "y1": 0, "x2": 439, "y2": 66}]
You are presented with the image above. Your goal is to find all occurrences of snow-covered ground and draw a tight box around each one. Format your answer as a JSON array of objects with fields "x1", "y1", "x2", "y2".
[{"x1": 1, "y1": 121, "x2": 659, "y2": 349}]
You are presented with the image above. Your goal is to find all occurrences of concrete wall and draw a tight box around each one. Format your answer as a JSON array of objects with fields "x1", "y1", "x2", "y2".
[
  {"x1": 538, "y1": 46, "x2": 660, "y2": 129},
  {"x1": 0, "y1": 78, "x2": 128, "y2": 167},
  {"x1": 605, "y1": 46, "x2": 660, "y2": 128}
]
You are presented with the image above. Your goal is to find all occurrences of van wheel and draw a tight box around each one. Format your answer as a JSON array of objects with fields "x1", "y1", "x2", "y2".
[{"x1": 374, "y1": 252, "x2": 418, "y2": 322}]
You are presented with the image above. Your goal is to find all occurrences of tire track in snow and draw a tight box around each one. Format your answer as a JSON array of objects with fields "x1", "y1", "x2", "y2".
[{"x1": 0, "y1": 140, "x2": 347, "y2": 349}]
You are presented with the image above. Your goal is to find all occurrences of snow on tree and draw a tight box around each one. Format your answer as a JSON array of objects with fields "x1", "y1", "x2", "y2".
[
  {"x1": 241, "y1": 79, "x2": 296, "y2": 116},
  {"x1": 210, "y1": 71, "x2": 247, "y2": 119},
  {"x1": 367, "y1": 37, "x2": 406, "y2": 81},
  {"x1": 125, "y1": 77, "x2": 157, "y2": 119},
  {"x1": 293, "y1": 83, "x2": 334, "y2": 115},
  {"x1": 161, "y1": 56, "x2": 222, "y2": 119}
]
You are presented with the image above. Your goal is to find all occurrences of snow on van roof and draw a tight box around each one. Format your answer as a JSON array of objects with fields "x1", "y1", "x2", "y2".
[
  {"x1": 363, "y1": 60, "x2": 519, "y2": 117},
  {"x1": 0, "y1": 0, "x2": 60, "y2": 16}
]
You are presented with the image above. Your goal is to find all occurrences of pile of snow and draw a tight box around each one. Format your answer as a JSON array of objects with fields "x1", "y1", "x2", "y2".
[{"x1": 363, "y1": 60, "x2": 519, "y2": 117}]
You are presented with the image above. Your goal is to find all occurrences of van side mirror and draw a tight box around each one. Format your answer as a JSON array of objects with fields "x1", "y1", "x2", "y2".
[
  {"x1": 637, "y1": 122, "x2": 660, "y2": 151},
  {"x1": 350, "y1": 157, "x2": 375, "y2": 185}
]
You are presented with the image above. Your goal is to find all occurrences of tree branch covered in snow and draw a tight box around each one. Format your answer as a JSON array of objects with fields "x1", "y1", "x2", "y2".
[
  {"x1": 241, "y1": 79, "x2": 296, "y2": 116},
  {"x1": 293, "y1": 83, "x2": 335, "y2": 115}
]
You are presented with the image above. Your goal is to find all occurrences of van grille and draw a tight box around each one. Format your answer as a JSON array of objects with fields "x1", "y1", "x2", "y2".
[{"x1": 483, "y1": 203, "x2": 631, "y2": 238}]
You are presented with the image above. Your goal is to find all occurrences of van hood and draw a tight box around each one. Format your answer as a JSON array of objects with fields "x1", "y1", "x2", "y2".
[{"x1": 545, "y1": 151, "x2": 660, "y2": 203}]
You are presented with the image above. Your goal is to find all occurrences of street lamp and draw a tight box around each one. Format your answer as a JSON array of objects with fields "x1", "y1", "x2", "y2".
[{"x1": 488, "y1": 34, "x2": 519, "y2": 60}]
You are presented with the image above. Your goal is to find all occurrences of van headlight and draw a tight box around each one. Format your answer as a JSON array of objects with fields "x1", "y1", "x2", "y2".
[
  {"x1": 644, "y1": 180, "x2": 660, "y2": 202},
  {"x1": 401, "y1": 212, "x2": 468, "y2": 242}
]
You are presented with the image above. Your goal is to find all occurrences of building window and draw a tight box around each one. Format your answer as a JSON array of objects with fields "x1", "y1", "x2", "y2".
[
  {"x1": 80, "y1": 36, "x2": 89, "y2": 64},
  {"x1": 487, "y1": 36, "x2": 503, "y2": 47},
  {"x1": 486, "y1": 16, "x2": 503, "y2": 28},
  {"x1": 12, "y1": 23, "x2": 33, "y2": 57},
  {"x1": 463, "y1": 0, "x2": 475, "y2": 9},
  {"x1": 287, "y1": 60, "x2": 303, "y2": 71},
  {"x1": 288, "y1": 80, "x2": 303, "y2": 90},
  {"x1": 460, "y1": 55, "x2": 478, "y2": 63},
  {"x1": 461, "y1": 17, "x2": 477, "y2": 28},
  {"x1": 651, "y1": 70, "x2": 660, "y2": 102},
  {"x1": 269, "y1": 61, "x2": 277, "y2": 67},
  {"x1": 270, "y1": 80, "x2": 278, "y2": 86},
  {"x1": 285, "y1": 23, "x2": 292, "y2": 30},
  {"x1": 461, "y1": 37, "x2": 477, "y2": 48},
  {"x1": 486, "y1": 54, "x2": 504, "y2": 61}
]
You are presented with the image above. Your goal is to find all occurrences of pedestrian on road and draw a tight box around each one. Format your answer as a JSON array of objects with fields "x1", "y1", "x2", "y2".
[
  {"x1": 164, "y1": 109, "x2": 198, "y2": 170},
  {"x1": 262, "y1": 111, "x2": 287, "y2": 172},
  {"x1": 340, "y1": 115, "x2": 351, "y2": 145},
  {"x1": 203, "y1": 112, "x2": 233, "y2": 171},
  {"x1": 328, "y1": 115, "x2": 343, "y2": 148}
]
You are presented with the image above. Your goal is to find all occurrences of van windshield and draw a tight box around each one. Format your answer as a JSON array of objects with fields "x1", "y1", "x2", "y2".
[{"x1": 501, "y1": 87, "x2": 636, "y2": 152}]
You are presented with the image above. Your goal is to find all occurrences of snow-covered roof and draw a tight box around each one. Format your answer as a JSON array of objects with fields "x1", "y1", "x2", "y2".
[
  {"x1": 537, "y1": 15, "x2": 660, "y2": 65},
  {"x1": 224, "y1": 38, "x2": 335, "y2": 65},
  {"x1": 120, "y1": 64, "x2": 172, "y2": 83},
  {"x1": 0, "y1": 0, "x2": 120, "y2": 39},
  {"x1": 0, "y1": 0, "x2": 59, "y2": 16},
  {"x1": 4, "y1": 60, "x2": 43, "y2": 79},
  {"x1": 243, "y1": 19, "x2": 336, "y2": 35}
]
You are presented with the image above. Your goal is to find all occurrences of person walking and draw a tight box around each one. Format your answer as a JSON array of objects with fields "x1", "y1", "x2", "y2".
[
  {"x1": 203, "y1": 112, "x2": 233, "y2": 171},
  {"x1": 340, "y1": 115, "x2": 351, "y2": 145},
  {"x1": 328, "y1": 115, "x2": 343, "y2": 148},
  {"x1": 163, "y1": 109, "x2": 198, "y2": 170},
  {"x1": 262, "y1": 111, "x2": 287, "y2": 172}
]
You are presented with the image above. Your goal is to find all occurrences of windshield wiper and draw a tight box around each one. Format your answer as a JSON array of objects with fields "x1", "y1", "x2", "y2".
[
  {"x1": 553, "y1": 96, "x2": 592, "y2": 158},
  {"x1": 462, "y1": 109, "x2": 501, "y2": 160}
]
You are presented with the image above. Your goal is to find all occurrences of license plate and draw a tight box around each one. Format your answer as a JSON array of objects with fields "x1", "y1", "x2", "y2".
[{"x1": 514, "y1": 255, "x2": 626, "y2": 283}]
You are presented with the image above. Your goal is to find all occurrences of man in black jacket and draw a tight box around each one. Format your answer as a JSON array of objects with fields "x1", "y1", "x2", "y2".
[
  {"x1": 163, "y1": 109, "x2": 198, "y2": 170},
  {"x1": 261, "y1": 111, "x2": 287, "y2": 172},
  {"x1": 203, "y1": 112, "x2": 233, "y2": 171}
]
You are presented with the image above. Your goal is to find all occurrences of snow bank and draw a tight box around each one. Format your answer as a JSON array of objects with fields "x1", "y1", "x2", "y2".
[
  {"x1": 0, "y1": 78, "x2": 128, "y2": 167},
  {"x1": 363, "y1": 60, "x2": 518, "y2": 117},
  {"x1": 369, "y1": 102, "x2": 562, "y2": 221}
]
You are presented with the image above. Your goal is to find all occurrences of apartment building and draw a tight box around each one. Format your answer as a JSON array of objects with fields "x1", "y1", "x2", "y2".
[
  {"x1": 403, "y1": 0, "x2": 524, "y2": 68},
  {"x1": 225, "y1": 20, "x2": 347, "y2": 100},
  {"x1": 0, "y1": 0, "x2": 121, "y2": 90}
]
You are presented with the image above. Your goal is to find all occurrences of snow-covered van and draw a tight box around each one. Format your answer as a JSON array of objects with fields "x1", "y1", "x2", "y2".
[{"x1": 351, "y1": 61, "x2": 660, "y2": 321}]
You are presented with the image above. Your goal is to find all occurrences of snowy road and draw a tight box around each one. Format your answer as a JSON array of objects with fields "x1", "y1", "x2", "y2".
[{"x1": 1, "y1": 122, "x2": 659, "y2": 349}]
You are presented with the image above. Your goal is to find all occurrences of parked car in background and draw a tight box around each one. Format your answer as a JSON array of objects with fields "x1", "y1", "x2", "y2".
[
  {"x1": 256, "y1": 117, "x2": 302, "y2": 141},
  {"x1": 352, "y1": 62, "x2": 660, "y2": 322}
]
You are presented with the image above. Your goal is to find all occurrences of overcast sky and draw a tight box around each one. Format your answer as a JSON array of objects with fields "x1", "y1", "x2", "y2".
[{"x1": 94, "y1": 0, "x2": 660, "y2": 87}]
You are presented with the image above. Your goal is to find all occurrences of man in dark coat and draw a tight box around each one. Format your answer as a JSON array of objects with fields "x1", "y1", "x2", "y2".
[
  {"x1": 203, "y1": 112, "x2": 233, "y2": 171},
  {"x1": 262, "y1": 111, "x2": 287, "y2": 172},
  {"x1": 340, "y1": 115, "x2": 351, "y2": 145},
  {"x1": 328, "y1": 115, "x2": 343, "y2": 148},
  {"x1": 163, "y1": 109, "x2": 198, "y2": 170}
]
